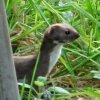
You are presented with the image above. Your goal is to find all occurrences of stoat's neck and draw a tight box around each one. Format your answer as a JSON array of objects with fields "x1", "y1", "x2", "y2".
[
  {"x1": 48, "y1": 44, "x2": 62, "y2": 74},
  {"x1": 36, "y1": 38, "x2": 63, "y2": 77}
]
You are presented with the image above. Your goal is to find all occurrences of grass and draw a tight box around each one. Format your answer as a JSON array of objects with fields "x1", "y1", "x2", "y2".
[{"x1": 5, "y1": 0, "x2": 100, "y2": 100}]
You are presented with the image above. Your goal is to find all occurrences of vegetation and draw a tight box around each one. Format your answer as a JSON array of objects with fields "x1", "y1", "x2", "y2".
[{"x1": 5, "y1": 0, "x2": 100, "y2": 100}]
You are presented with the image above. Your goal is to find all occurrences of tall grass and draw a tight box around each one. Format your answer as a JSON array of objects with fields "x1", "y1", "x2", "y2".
[{"x1": 5, "y1": 0, "x2": 100, "y2": 99}]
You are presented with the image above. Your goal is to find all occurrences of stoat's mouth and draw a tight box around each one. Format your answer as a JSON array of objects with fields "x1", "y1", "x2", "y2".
[
  {"x1": 58, "y1": 40, "x2": 66, "y2": 43},
  {"x1": 53, "y1": 40, "x2": 66, "y2": 44}
]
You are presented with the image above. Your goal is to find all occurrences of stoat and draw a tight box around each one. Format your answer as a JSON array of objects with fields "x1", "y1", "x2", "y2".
[{"x1": 14, "y1": 23, "x2": 80, "y2": 83}]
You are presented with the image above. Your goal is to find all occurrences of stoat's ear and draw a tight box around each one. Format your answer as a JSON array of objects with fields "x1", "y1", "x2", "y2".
[
  {"x1": 44, "y1": 26, "x2": 56, "y2": 40},
  {"x1": 45, "y1": 26, "x2": 56, "y2": 35},
  {"x1": 48, "y1": 26, "x2": 56, "y2": 35}
]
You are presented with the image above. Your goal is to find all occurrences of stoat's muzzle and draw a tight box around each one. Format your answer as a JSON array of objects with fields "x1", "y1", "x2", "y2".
[{"x1": 64, "y1": 30, "x2": 80, "y2": 42}]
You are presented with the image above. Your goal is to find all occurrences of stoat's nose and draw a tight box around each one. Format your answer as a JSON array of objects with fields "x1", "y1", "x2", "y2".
[{"x1": 74, "y1": 32, "x2": 80, "y2": 39}]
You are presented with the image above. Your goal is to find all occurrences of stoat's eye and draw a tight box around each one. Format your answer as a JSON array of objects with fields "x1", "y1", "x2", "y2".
[{"x1": 65, "y1": 30, "x2": 70, "y2": 35}]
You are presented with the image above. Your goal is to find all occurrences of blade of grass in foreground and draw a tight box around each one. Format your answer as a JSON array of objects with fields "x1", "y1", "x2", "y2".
[
  {"x1": 63, "y1": 47, "x2": 100, "y2": 68},
  {"x1": 73, "y1": 52, "x2": 100, "y2": 70},
  {"x1": 42, "y1": 0, "x2": 66, "y2": 22},
  {"x1": 11, "y1": 21, "x2": 45, "y2": 42},
  {"x1": 28, "y1": 52, "x2": 40, "y2": 100},
  {"x1": 28, "y1": 0, "x2": 50, "y2": 26},
  {"x1": 69, "y1": 2, "x2": 100, "y2": 27},
  {"x1": 20, "y1": 77, "x2": 26, "y2": 100}
]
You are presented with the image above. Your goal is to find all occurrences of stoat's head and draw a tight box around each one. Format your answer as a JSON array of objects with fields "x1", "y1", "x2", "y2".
[{"x1": 44, "y1": 23, "x2": 80, "y2": 44}]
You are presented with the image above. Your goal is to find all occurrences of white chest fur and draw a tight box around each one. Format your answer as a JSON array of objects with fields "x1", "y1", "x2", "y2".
[{"x1": 48, "y1": 44, "x2": 63, "y2": 74}]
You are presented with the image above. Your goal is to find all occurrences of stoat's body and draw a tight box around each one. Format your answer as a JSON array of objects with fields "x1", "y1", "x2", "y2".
[{"x1": 14, "y1": 23, "x2": 79, "y2": 83}]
